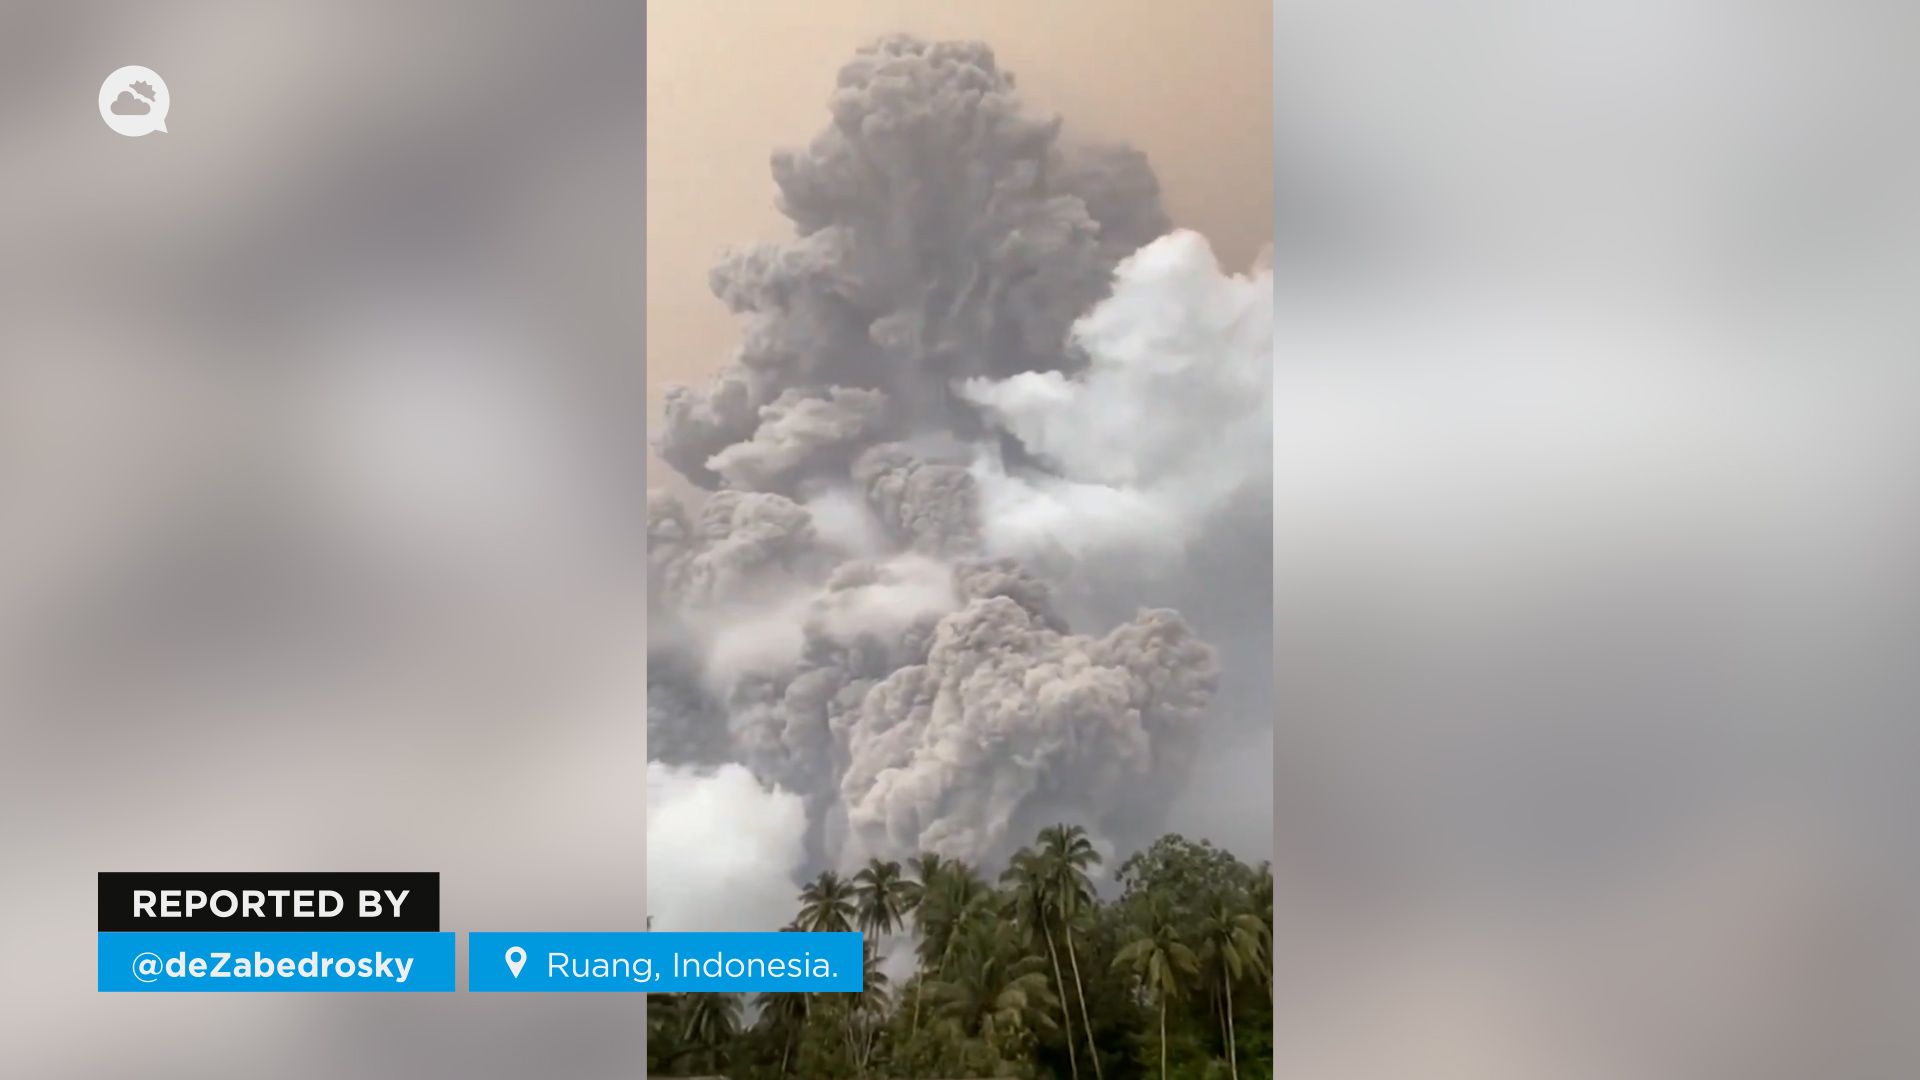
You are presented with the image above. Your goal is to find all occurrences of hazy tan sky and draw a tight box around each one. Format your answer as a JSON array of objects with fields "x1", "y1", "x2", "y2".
[{"x1": 645, "y1": 0, "x2": 1273, "y2": 433}]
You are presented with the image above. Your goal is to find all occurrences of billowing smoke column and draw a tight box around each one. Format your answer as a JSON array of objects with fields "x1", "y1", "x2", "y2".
[{"x1": 649, "y1": 35, "x2": 1272, "y2": 878}]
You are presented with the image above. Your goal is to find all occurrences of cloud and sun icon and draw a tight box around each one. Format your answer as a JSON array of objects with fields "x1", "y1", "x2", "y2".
[
  {"x1": 110, "y1": 80, "x2": 158, "y2": 115},
  {"x1": 99, "y1": 66, "x2": 169, "y2": 135}
]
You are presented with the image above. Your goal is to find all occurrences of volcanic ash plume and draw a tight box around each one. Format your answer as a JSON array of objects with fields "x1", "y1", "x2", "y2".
[
  {"x1": 655, "y1": 34, "x2": 1170, "y2": 491},
  {"x1": 649, "y1": 35, "x2": 1269, "y2": 876}
]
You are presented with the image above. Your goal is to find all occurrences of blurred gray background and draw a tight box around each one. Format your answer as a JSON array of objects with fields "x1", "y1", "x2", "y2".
[
  {"x1": 0, "y1": 2, "x2": 647, "y2": 1076},
  {"x1": 1273, "y1": 2, "x2": 1920, "y2": 1077}
]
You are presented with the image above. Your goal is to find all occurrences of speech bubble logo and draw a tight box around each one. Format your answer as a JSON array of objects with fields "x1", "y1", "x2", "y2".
[{"x1": 99, "y1": 66, "x2": 169, "y2": 136}]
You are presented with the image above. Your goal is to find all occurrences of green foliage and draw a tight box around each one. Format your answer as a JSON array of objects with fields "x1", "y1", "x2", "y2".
[
  {"x1": 649, "y1": 990, "x2": 743, "y2": 1075},
  {"x1": 648, "y1": 825, "x2": 1273, "y2": 1080},
  {"x1": 798, "y1": 870, "x2": 858, "y2": 933},
  {"x1": 1114, "y1": 897, "x2": 1200, "y2": 1004},
  {"x1": 1125, "y1": 1020, "x2": 1213, "y2": 1079},
  {"x1": 853, "y1": 858, "x2": 919, "y2": 937},
  {"x1": 927, "y1": 921, "x2": 1059, "y2": 1055}
]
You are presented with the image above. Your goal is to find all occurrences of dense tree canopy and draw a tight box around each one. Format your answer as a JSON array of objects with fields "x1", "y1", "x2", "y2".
[{"x1": 647, "y1": 828, "x2": 1273, "y2": 1080}]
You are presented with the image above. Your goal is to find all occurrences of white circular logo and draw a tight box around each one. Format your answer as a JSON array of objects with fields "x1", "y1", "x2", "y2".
[{"x1": 99, "y1": 65, "x2": 169, "y2": 136}]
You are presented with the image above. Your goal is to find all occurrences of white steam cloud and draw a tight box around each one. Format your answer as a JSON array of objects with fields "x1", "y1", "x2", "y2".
[
  {"x1": 645, "y1": 762, "x2": 809, "y2": 932},
  {"x1": 963, "y1": 229, "x2": 1273, "y2": 563}
]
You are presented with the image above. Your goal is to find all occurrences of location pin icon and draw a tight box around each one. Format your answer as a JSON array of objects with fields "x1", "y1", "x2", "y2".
[{"x1": 505, "y1": 946, "x2": 527, "y2": 978}]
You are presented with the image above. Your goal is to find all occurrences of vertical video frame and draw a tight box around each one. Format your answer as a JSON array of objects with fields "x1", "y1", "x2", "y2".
[{"x1": 646, "y1": 4, "x2": 1275, "y2": 1078}]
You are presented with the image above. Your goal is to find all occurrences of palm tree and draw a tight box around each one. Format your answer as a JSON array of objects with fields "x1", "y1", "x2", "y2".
[
  {"x1": 1196, "y1": 892, "x2": 1266, "y2": 1080},
  {"x1": 914, "y1": 860, "x2": 991, "y2": 977},
  {"x1": 904, "y1": 851, "x2": 951, "y2": 1037},
  {"x1": 1040, "y1": 823, "x2": 1106, "y2": 1079},
  {"x1": 852, "y1": 939, "x2": 893, "y2": 1015},
  {"x1": 1113, "y1": 899, "x2": 1198, "y2": 1080},
  {"x1": 843, "y1": 940, "x2": 895, "y2": 1075},
  {"x1": 911, "y1": 858, "x2": 995, "y2": 1040},
  {"x1": 1251, "y1": 864, "x2": 1274, "y2": 997},
  {"x1": 672, "y1": 991, "x2": 742, "y2": 1074},
  {"x1": 797, "y1": 870, "x2": 856, "y2": 933},
  {"x1": 928, "y1": 922, "x2": 1060, "y2": 1061},
  {"x1": 753, "y1": 988, "x2": 809, "y2": 1076},
  {"x1": 852, "y1": 857, "x2": 917, "y2": 937},
  {"x1": 908, "y1": 851, "x2": 948, "y2": 899},
  {"x1": 1003, "y1": 847, "x2": 1080, "y2": 1079},
  {"x1": 647, "y1": 991, "x2": 680, "y2": 1069}
]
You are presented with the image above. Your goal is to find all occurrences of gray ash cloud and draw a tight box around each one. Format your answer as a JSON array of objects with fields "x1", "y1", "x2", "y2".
[{"x1": 649, "y1": 34, "x2": 1270, "y2": 876}]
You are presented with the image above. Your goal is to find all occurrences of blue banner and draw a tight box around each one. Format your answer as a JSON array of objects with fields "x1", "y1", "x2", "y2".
[
  {"x1": 98, "y1": 932, "x2": 455, "y2": 992},
  {"x1": 467, "y1": 931, "x2": 863, "y2": 993}
]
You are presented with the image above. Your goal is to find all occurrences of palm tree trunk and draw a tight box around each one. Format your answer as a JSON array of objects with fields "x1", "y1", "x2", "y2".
[
  {"x1": 1042, "y1": 922, "x2": 1080, "y2": 1080},
  {"x1": 1158, "y1": 996, "x2": 1168, "y2": 1080},
  {"x1": 1063, "y1": 930, "x2": 1103, "y2": 1080},
  {"x1": 914, "y1": 934, "x2": 957, "y2": 1041},
  {"x1": 912, "y1": 949, "x2": 939, "y2": 1039},
  {"x1": 1224, "y1": 972, "x2": 1238, "y2": 1080}
]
